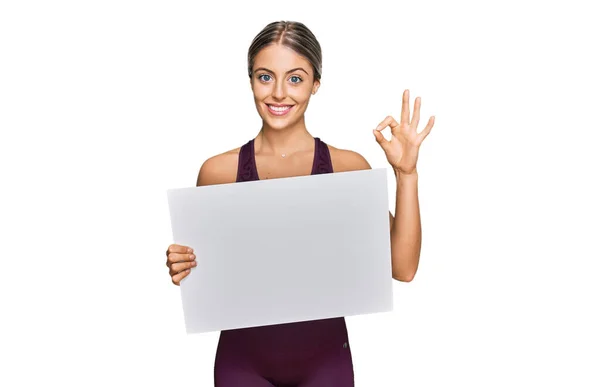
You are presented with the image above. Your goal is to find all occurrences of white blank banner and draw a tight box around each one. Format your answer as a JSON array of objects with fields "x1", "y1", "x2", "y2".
[{"x1": 167, "y1": 168, "x2": 393, "y2": 334}]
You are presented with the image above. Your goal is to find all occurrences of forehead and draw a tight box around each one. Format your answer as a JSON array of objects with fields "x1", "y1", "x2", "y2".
[{"x1": 253, "y1": 43, "x2": 312, "y2": 74}]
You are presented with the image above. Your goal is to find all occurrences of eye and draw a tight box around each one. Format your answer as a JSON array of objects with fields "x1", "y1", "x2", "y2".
[
  {"x1": 258, "y1": 74, "x2": 272, "y2": 82},
  {"x1": 290, "y1": 76, "x2": 302, "y2": 84}
]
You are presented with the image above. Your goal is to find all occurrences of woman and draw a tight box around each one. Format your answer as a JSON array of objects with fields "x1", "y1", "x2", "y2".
[{"x1": 165, "y1": 21, "x2": 434, "y2": 387}]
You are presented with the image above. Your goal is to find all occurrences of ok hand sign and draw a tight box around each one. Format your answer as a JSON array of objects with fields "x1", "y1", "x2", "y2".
[{"x1": 373, "y1": 89, "x2": 435, "y2": 175}]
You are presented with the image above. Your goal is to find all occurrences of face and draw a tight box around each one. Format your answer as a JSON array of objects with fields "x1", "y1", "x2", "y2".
[{"x1": 250, "y1": 43, "x2": 320, "y2": 131}]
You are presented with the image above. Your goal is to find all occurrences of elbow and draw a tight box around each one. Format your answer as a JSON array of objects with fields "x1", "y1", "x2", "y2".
[
  {"x1": 392, "y1": 265, "x2": 418, "y2": 282},
  {"x1": 391, "y1": 250, "x2": 420, "y2": 282},
  {"x1": 391, "y1": 254, "x2": 418, "y2": 282},
  {"x1": 393, "y1": 270, "x2": 416, "y2": 282}
]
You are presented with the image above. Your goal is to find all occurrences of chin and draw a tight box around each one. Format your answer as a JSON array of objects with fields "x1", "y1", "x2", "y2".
[{"x1": 265, "y1": 119, "x2": 293, "y2": 130}]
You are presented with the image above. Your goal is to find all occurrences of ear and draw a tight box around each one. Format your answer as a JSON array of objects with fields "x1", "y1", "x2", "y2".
[{"x1": 312, "y1": 79, "x2": 320, "y2": 95}]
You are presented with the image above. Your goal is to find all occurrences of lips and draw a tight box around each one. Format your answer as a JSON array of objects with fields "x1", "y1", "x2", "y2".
[{"x1": 266, "y1": 104, "x2": 294, "y2": 116}]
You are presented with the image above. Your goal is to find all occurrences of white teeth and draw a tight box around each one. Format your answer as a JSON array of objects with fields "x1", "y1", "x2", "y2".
[{"x1": 268, "y1": 105, "x2": 291, "y2": 112}]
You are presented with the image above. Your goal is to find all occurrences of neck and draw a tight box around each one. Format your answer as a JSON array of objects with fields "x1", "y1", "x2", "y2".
[{"x1": 255, "y1": 118, "x2": 314, "y2": 156}]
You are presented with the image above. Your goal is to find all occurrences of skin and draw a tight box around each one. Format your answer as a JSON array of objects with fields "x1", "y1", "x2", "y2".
[{"x1": 166, "y1": 42, "x2": 435, "y2": 285}]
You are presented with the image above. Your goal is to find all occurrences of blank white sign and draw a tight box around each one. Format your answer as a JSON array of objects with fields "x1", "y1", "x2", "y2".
[{"x1": 166, "y1": 168, "x2": 393, "y2": 334}]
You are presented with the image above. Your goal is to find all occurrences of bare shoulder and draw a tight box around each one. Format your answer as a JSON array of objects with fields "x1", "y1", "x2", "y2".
[
  {"x1": 326, "y1": 143, "x2": 372, "y2": 173},
  {"x1": 196, "y1": 146, "x2": 241, "y2": 186}
]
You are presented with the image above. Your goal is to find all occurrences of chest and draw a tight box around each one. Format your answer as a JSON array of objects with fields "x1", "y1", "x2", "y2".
[{"x1": 254, "y1": 152, "x2": 316, "y2": 180}]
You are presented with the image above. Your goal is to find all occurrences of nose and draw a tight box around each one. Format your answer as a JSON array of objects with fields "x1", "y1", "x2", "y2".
[{"x1": 272, "y1": 79, "x2": 286, "y2": 100}]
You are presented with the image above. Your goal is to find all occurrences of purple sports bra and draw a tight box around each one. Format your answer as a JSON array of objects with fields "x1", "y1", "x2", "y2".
[{"x1": 236, "y1": 137, "x2": 334, "y2": 182}]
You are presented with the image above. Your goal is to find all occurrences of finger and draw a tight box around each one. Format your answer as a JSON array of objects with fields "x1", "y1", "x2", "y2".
[
  {"x1": 172, "y1": 269, "x2": 191, "y2": 286},
  {"x1": 167, "y1": 252, "x2": 196, "y2": 267},
  {"x1": 167, "y1": 244, "x2": 194, "y2": 256},
  {"x1": 166, "y1": 244, "x2": 194, "y2": 267},
  {"x1": 410, "y1": 96, "x2": 421, "y2": 129},
  {"x1": 170, "y1": 260, "x2": 197, "y2": 275},
  {"x1": 418, "y1": 116, "x2": 435, "y2": 142},
  {"x1": 401, "y1": 89, "x2": 410, "y2": 125},
  {"x1": 375, "y1": 116, "x2": 399, "y2": 132},
  {"x1": 372, "y1": 129, "x2": 391, "y2": 153}
]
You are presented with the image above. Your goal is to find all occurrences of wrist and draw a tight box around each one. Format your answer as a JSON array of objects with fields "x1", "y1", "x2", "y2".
[{"x1": 394, "y1": 168, "x2": 418, "y2": 179}]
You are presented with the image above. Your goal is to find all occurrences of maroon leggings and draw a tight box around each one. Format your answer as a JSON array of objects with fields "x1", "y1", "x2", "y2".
[{"x1": 214, "y1": 318, "x2": 354, "y2": 386}]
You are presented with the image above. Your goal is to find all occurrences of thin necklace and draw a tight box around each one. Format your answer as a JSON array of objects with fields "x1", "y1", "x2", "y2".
[
  {"x1": 259, "y1": 132, "x2": 315, "y2": 158},
  {"x1": 260, "y1": 132, "x2": 289, "y2": 158}
]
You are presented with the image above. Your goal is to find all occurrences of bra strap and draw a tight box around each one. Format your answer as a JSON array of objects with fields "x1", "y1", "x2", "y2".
[
  {"x1": 311, "y1": 137, "x2": 334, "y2": 175},
  {"x1": 236, "y1": 140, "x2": 259, "y2": 182}
]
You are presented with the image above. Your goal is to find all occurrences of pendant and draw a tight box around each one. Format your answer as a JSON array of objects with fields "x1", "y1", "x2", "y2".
[{"x1": 282, "y1": 154, "x2": 286, "y2": 158}]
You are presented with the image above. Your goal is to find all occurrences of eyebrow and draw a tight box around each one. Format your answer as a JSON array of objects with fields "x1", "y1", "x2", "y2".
[{"x1": 253, "y1": 67, "x2": 309, "y2": 76}]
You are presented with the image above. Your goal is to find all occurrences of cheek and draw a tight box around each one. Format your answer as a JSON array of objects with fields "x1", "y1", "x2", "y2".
[
  {"x1": 290, "y1": 86, "x2": 313, "y2": 102},
  {"x1": 253, "y1": 94, "x2": 270, "y2": 106},
  {"x1": 251, "y1": 82, "x2": 269, "y2": 98}
]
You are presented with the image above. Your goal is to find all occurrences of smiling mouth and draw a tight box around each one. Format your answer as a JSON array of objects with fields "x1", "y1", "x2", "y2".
[{"x1": 266, "y1": 104, "x2": 294, "y2": 116}]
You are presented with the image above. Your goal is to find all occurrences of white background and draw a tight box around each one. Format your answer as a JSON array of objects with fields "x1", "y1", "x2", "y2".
[{"x1": 1, "y1": 0, "x2": 599, "y2": 386}]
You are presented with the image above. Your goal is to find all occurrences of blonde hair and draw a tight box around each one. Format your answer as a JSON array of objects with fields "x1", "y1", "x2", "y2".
[{"x1": 247, "y1": 21, "x2": 322, "y2": 81}]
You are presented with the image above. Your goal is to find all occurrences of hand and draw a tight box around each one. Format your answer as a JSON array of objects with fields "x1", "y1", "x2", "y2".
[
  {"x1": 166, "y1": 244, "x2": 196, "y2": 286},
  {"x1": 373, "y1": 89, "x2": 435, "y2": 175}
]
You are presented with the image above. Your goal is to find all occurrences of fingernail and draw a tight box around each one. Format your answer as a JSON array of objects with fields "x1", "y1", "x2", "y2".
[
  {"x1": 190, "y1": 254, "x2": 195, "y2": 260},
  {"x1": 187, "y1": 248, "x2": 192, "y2": 253},
  {"x1": 192, "y1": 261, "x2": 197, "y2": 267}
]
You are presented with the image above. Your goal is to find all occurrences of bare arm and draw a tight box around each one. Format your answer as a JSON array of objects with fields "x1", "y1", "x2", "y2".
[{"x1": 388, "y1": 170, "x2": 420, "y2": 282}]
